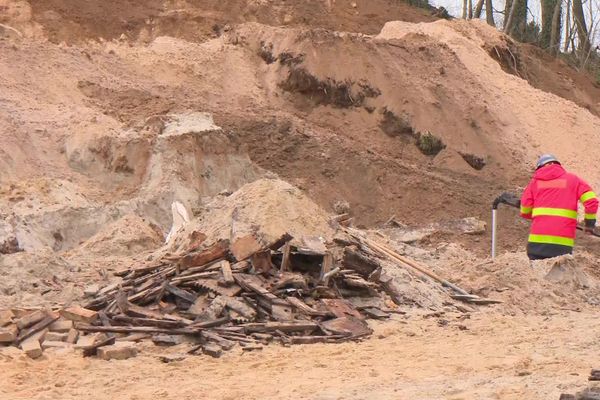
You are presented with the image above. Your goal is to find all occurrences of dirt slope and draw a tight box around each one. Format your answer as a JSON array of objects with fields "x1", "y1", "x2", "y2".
[
  {"x1": 23, "y1": 0, "x2": 436, "y2": 43},
  {"x1": 3, "y1": 14, "x2": 600, "y2": 246}
]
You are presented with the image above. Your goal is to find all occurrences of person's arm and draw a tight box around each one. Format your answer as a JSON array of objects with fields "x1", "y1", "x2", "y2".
[
  {"x1": 578, "y1": 179, "x2": 598, "y2": 231},
  {"x1": 520, "y1": 182, "x2": 534, "y2": 220}
]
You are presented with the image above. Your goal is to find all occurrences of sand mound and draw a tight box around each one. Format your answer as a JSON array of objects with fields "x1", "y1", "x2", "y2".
[
  {"x1": 0, "y1": 249, "x2": 81, "y2": 308},
  {"x1": 71, "y1": 214, "x2": 163, "y2": 258},
  {"x1": 171, "y1": 178, "x2": 335, "y2": 251},
  {"x1": 377, "y1": 20, "x2": 600, "y2": 188},
  {"x1": 448, "y1": 252, "x2": 600, "y2": 314}
]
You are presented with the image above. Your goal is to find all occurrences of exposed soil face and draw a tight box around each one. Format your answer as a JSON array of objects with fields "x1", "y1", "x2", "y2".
[
  {"x1": 26, "y1": 0, "x2": 437, "y2": 44},
  {"x1": 487, "y1": 40, "x2": 600, "y2": 116}
]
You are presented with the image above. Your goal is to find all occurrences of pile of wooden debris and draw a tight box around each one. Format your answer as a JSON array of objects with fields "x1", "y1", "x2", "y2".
[
  {"x1": 560, "y1": 369, "x2": 600, "y2": 399},
  {"x1": 0, "y1": 226, "x2": 497, "y2": 359}
]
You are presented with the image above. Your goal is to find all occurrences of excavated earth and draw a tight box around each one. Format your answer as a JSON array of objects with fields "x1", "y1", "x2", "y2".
[{"x1": 2, "y1": 0, "x2": 600, "y2": 399}]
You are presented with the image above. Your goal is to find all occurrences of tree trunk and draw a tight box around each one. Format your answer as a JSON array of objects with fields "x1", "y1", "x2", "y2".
[
  {"x1": 504, "y1": 0, "x2": 518, "y2": 32},
  {"x1": 572, "y1": 0, "x2": 590, "y2": 55},
  {"x1": 549, "y1": 0, "x2": 562, "y2": 55},
  {"x1": 474, "y1": 0, "x2": 484, "y2": 18},
  {"x1": 462, "y1": 0, "x2": 468, "y2": 19},
  {"x1": 485, "y1": 0, "x2": 495, "y2": 26},
  {"x1": 541, "y1": 0, "x2": 561, "y2": 49},
  {"x1": 563, "y1": 0, "x2": 571, "y2": 52},
  {"x1": 468, "y1": 0, "x2": 473, "y2": 19},
  {"x1": 504, "y1": 0, "x2": 528, "y2": 40}
]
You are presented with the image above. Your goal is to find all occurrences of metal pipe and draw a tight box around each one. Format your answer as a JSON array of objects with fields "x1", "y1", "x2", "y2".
[{"x1": 491, "y1": 209, "x2": 497, "y2": 260}]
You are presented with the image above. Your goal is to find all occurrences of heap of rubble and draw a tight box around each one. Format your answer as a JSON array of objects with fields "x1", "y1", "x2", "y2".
[{"x1": 0, "y1": 224, "x2": 495, "y2": 360}]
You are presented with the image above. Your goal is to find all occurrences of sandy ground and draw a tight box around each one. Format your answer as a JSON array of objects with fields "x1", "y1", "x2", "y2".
[{"x1": 1, "y1": 310, "x2": 596, "y2": 400}]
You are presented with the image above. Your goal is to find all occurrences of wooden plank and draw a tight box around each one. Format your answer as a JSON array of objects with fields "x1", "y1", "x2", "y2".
[
  {"x1": 250, "y1": 333, "x2": 273, "y2": 343},
  {"x1": 0, "y1": 324, "x2": 18, "y2": 343},
  {"x1": 242, "y1": 322, "x2": 318, "y2": 333},
  {"x1": 66, "y1": 328, "x2": 79, "y2": 344},
  {"x1": 450, "y1": 294, "x2": 481, "y2": 301},
  {"x1": 465, "y1": 298, "x2": 503, "y2": 305},
  {"x1": 180, "y1": 240, "x2": 229, "y2": 270},
  {"x1": 232, "y1": 260, "x2": 250, "y2": 272},
  {"x1": 234, "y1": 274, "x2": 278, "y2": 300},
  {"x1": 219, "y1": 261, "x2": 235, "y2": 286},
  {"x1": 15, "y1": 314, "x2": 59, "y2": 345},
  {"x1": 224, "y1": 298, "x2": 256, "y2": 320},
  {"x1": 116, "y1": 291, "x2": 130, "y2": 314},
  {"x1": 82, "y1": 334, "x2": 116, "y2": 357},
  {"x1": 75, "y1": 333, "x2": 105, "y2": 349},
  {"x1": 342, "y1": 247, "x2": 380, "y2": 276},
  {"x1": 128, "y1": 304, "x2": 169, "y2": 320},
  {"x1": 165, "y1": 284, "x2": 198, "y2": 303},
  {"x1": 76, "y1": 324, "x2": 200, "y2": 335},
  {"x1": 266, "y1": 233, "x2": 294, "y2": 251},
  {"x1": 320, "y1": 252, "x2": 333, "y2": 284},
  {"x1": 112, "y1": 315, "x2": 186, "y2": 328},
  {"x1": 152, "y1": 335, "x2": 182, "y2": 346},
  {"x1": 98, "y1": 282, "x2": 121, "y2": 295},
  {"x1": 44, "y1": 332, "x2": 68, "y2": 342},
  {"x1": 0, "y1": 309, "x2": 15, "y2": 327},
  {"x1": 20, "y1": 336, "x2": 43, "y2": 359},
  {"x1": 271, "y1": 304, "x2": 293, "y2": 321},
  {"x1": 59, "y1": 306, "x2": 98, "y2": 323},
  {"x1": 127, "y1": 285, "x2": 163, "y2": 304},
  {"x1": 241, "y1": 344, "x2": 263, "y2": 351},
  {"x1": 170, "y1": 271, "x2": 220, "y2": 284},
  {"x1": 272, "y1": 273, "x2": 308, "y2": 290},
  {"x1": 193, "y1": 279, "x2": 241, "y2": 297},
  {"x1": 230, "y1": 235, "x2": 263, "y2": 261},
  {"x1": 49, "y1": 319, "x2": 73, "y2": 332},
  {"x1": 202, "y1": 343, "x2": 223, "y2": 358},
  {"x1": 286, "y1": 297, "x2": 330, "y2": 317},
  {"x1": 16, "y1": 310, "x2": 46, "y2": 330},
  {"x1": 202, "y1": 331, "x2": 236, "y2": 350},
  {"x1": 188, "y1": 316, "x2": 230, "y2": 329}
]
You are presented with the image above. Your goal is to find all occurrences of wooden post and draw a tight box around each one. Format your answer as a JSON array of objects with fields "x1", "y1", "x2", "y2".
[
  {"x1": 280, "y1": 242, "x2": 291, "y2": 272},
  {"x1": 320, "y1": 252, "x2": 333, "y2": 285}
]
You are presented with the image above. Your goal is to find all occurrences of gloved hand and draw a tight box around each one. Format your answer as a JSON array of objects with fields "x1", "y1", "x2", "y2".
[{"x1": 584, "y1": 218, "x2": 596, "y2": 234}]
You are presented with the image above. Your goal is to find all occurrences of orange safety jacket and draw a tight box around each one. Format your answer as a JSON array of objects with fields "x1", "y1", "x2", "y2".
[{"x1": 520, "y1": 164, "x2": 598, "y2": 256}]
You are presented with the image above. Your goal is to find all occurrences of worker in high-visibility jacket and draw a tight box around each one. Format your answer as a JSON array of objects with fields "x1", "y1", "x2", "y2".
[{"x1": 520, "y1": 154, "x2": 599, "y2": 260}]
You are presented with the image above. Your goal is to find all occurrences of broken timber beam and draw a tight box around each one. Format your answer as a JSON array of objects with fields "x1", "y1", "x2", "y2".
[
  {"x1": 180, "y1": 240, "x2": 229, "y2": 270},
  {"x1": 280, "y1": 242, "x2": 291, "y2": 272},
  {"x1": 76, "y1": 324, "x2": 201, "y2": 335},
  {"x1": 165, "y1": 284, "x2": 198, "y2": 303},
  {"x1": 241, "y1": 322, "x2": 318, "y2": 333},
  {"x1": 15, "y1": 313, "x2": 59, "y2": 345},
  {"x1": 344, "y1": 228, "x2": 471, "y2": 296},
  {"x1": 219, "y1": 261, "x2": 235, "y2": 286}
]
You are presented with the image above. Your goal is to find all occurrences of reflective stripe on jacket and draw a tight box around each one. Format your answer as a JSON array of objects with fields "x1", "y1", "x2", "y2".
[{"x1": 519, "y1": 164, "x2": 598, "y2": 247}]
